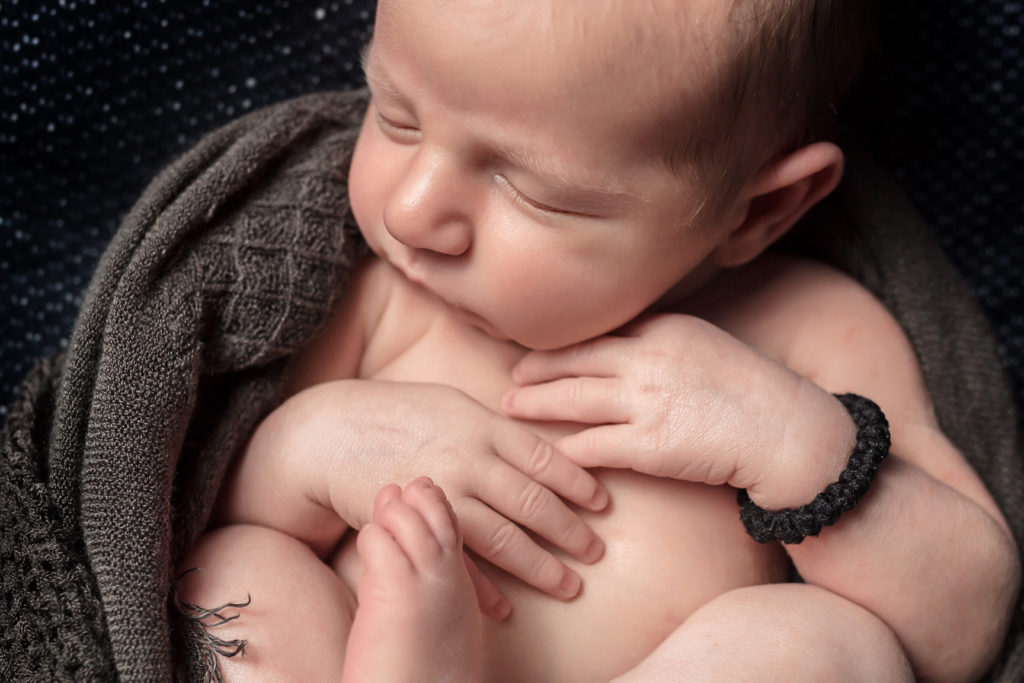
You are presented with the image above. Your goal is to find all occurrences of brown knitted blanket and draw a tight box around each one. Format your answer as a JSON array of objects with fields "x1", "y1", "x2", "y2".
[{"x1": 1, "y1": 88, "x2": 1021, "y2": 681}]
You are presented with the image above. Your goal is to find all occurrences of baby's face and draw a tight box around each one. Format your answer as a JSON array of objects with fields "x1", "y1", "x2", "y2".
[{"x1": 349, "y1": 0, "x2": 731, "y2": 349}]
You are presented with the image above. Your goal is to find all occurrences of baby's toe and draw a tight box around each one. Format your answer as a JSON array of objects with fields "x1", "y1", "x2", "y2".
[
  {"x1": 374, "y1": 496, "x2": 449, "y2": 571},
  {"x1": 372, "y1": 483, "x2": 403, "y2": 520},
  {"x1": 402, "y1": 477, "x2": 461, "y2": 552},
  {"x1": 356, "y1": 521, "x2": 412, "y2": 577}
]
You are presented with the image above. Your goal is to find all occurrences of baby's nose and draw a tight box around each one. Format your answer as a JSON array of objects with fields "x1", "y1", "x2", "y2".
[
  {"x1": 383, "y1": 150, "x2": 473, "y2": 256},
  {"x1": 384, "y1": 210, "x2": 472, "y2": 256}
]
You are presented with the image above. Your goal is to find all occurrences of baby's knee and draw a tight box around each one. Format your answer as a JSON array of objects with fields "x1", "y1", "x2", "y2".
[
  {"x1": 690, "y1": 584, "x2": 912, "y2": 682},
  {"x1": 618, "y1": 583, "x2": 912, "y2": 683},
  {"x1": 176, "y1": 524, "x2": 356, "y2": 681}
]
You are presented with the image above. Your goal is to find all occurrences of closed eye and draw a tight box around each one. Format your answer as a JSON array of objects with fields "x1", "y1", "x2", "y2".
[
  {"x1": 373, "y1": 107, "x2": 421, "y2": 142},
  {"x1": 495, "y1": 174, "x2": 591, "y2": 218}
]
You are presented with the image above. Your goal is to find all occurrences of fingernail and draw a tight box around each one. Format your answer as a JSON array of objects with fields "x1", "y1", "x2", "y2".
[
  {"x1": 501, "y1": 389, "x2": 516, "y2": 411},
  {"x1": 584, "y1": 537, "x2": 605, "y2": 563},
  {"x1": 590, "y1": 486, "x2": 609, "y2": 511},
  {"x1": 494, "y1": 597, "x2": 512, "y2": 619},
  {"x1": 559, "y1": 571, "x2": 582, "y2": 598}
]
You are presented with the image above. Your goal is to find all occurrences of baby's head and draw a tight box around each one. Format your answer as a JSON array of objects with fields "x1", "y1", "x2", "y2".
[
  {"x1": 666, "y1": 0, "x2": 875, "y2": 214},
  {"x1": 348, "y1": 0, "x2": 875, "y2": 350}
]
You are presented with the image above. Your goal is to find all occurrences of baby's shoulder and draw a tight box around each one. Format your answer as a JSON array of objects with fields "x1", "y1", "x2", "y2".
[
  {"x1": 695, "y1": 252, "x2": 885, "y2": 343},
  {"x1": 694, "y1": 253, "x2": 923, "y2": 398},
  {"x1": 285, "y1": 255, "x2": 421, "y2": 393}
]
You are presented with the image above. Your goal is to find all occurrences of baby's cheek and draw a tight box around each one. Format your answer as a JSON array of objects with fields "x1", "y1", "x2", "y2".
[
  {"x1": 348, "y1": 183, "x2": 385, "y2": 254},
  {"x1": 348, "y1": 119, "x2": 390, "y2": 216}
]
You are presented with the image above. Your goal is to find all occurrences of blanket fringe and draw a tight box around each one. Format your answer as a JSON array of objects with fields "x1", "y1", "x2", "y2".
[{"x1": 171, "y1": 569, "x2": 251, "y2": 683}]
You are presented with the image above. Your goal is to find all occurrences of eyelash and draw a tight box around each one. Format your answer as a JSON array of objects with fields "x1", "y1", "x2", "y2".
[
  {"x1": 512, "y1": 187, "x2": 571, "y2": 216},
  {"x1": 371, "y1": 110, "x2": 588, "y2": 219},
  {"x1": 497, "y1": 175, "x2": 580, "y2": 217},
  {"x1": 373, "y1": 107, "x2": 420, "y2": 140}
]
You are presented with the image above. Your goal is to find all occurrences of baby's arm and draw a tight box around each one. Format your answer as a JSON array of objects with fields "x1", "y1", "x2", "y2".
[
  {"x1": 505, "y1": 257, "x2": 1020, "y2": 682},
  {"x1": 211, "y1": 260, "x2": 607, "y2": 606},
  {"x1": 213, "y1": 378, "x2": 608, "y2": 603},
  {"x1": 763, "y1": 265, "x2": 1020, "y2": 682}
]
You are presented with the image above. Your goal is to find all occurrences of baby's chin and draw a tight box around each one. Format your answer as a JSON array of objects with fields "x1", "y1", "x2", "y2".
[
  {"x1": 503, "y1": 325, "x2": 608, "y2": 353},
  {"x1": 451, "y1": 304, "x2": 512, "y2": 342},
  {"x1": 453, "y1": 308, "x2": 564, "y2": 351}
]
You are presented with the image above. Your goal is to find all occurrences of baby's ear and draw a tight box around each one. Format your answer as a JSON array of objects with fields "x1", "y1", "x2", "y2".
[{"x1": 711, "y1": 142, "x2": 844, "y2": 268}]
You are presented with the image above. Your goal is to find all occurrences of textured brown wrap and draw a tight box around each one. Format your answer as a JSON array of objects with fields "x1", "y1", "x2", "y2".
[
  {"x1": 1, "y1": 88, "x2": 1020, "y2": 681},
  {"x1": 1, "y1": 89, "x2": 368, "y2": 681}
]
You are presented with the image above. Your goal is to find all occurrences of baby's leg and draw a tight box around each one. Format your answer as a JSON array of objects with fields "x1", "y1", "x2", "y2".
[
  {"x1": 178, "y1": 478, "x2": 483, "y2": 682},
  {"x1": 342, "y1": 477, "x2": 484, "y2": 682},
  {"x1": 177, "y1": 523, "x2": 357, "y2": 681},
  {"x1": 614, "y1": 583, "x2": 913, "y2": 683}
]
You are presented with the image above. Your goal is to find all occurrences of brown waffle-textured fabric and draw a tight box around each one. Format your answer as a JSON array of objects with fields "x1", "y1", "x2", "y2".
[
  {"x1": 1, "y1": 89, "x2": 1020, "y2": 680},
  {"x1": 1, "y1": 89, "x2": 368, "y2": 681}
]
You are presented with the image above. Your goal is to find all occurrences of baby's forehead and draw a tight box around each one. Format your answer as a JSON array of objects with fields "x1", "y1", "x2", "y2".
[
  {"x1": 392, "y1": 0, "x2": 725, "y2": 126},
  {"x1": 390, "y1": 0, "x2": 725, "y2": 82},
  {"x1": 539, "y1": 1, "x2": 729, "y2": 153},
  {"x1": 372, "y1": 0, "x2": 731, "y2": 184},
  {"x1": 525, "y1": 0, "x2": 724, "y2": 87}
]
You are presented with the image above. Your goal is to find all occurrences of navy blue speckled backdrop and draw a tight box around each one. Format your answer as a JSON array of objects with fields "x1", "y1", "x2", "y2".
[
  {"x1": 855, "y1": 1, "x2": 1023, "y2": 413},
  {"x1": 0, "y1": 0, "x2": 375, "y2": 421},
  {"x1": 1, "y1": 0, "x2": 1022, "y2": 424}
]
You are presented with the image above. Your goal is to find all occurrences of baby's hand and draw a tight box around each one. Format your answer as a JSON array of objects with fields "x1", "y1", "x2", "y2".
[
  {"x1": 503, "y1": 313, "x2": 851, "y2": 506},
  {"x1": 260, "y1": 379, "x2": 607, "y2": 603}
]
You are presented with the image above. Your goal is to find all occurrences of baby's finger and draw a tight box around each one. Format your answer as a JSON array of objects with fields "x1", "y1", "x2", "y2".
[
  {"x1": 463, "y1": 552, "x2": 512, "y2": 620},
  {"x1": 456, "y1": 499, "x2": 583, "y2": 601},
  {"x1": 476, "y1": 463, "x2": 604, "y2": 564},
  {"x1": 503, "y1": 377, "x2": 629, "y2": 424},
  {"x1": 555, "y1": 424, "x2": 640, "y2": 470},
  {"x1": 492, "y1": 427, "x2": 608, "y2": 512},
  {"x1": 511, "y1": 336, "x2": 631, "y2": 385}
]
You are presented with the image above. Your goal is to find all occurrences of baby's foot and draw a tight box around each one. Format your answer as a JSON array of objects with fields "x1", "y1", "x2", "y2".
[{"x1": 342, "y1": 477, "x2": 484, "y2": 683}]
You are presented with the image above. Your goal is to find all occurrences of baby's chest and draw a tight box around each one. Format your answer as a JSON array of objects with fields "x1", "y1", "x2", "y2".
[{"x1": 361, "y1": 292, "x2": 529, "y2": 418}]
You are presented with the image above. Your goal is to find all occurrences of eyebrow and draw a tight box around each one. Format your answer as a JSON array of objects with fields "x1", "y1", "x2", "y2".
[
  {"x1": 360, "y1": 40, "x2": 633, "y2": 210},
  {"x1": 361, "y1": 41, "x2": 412, "y2": 107}
]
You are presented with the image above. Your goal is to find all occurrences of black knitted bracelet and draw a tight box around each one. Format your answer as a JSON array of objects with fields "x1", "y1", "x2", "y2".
[{"x1": 737, "y1": 393, "x2": 891, "y2": 544}]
